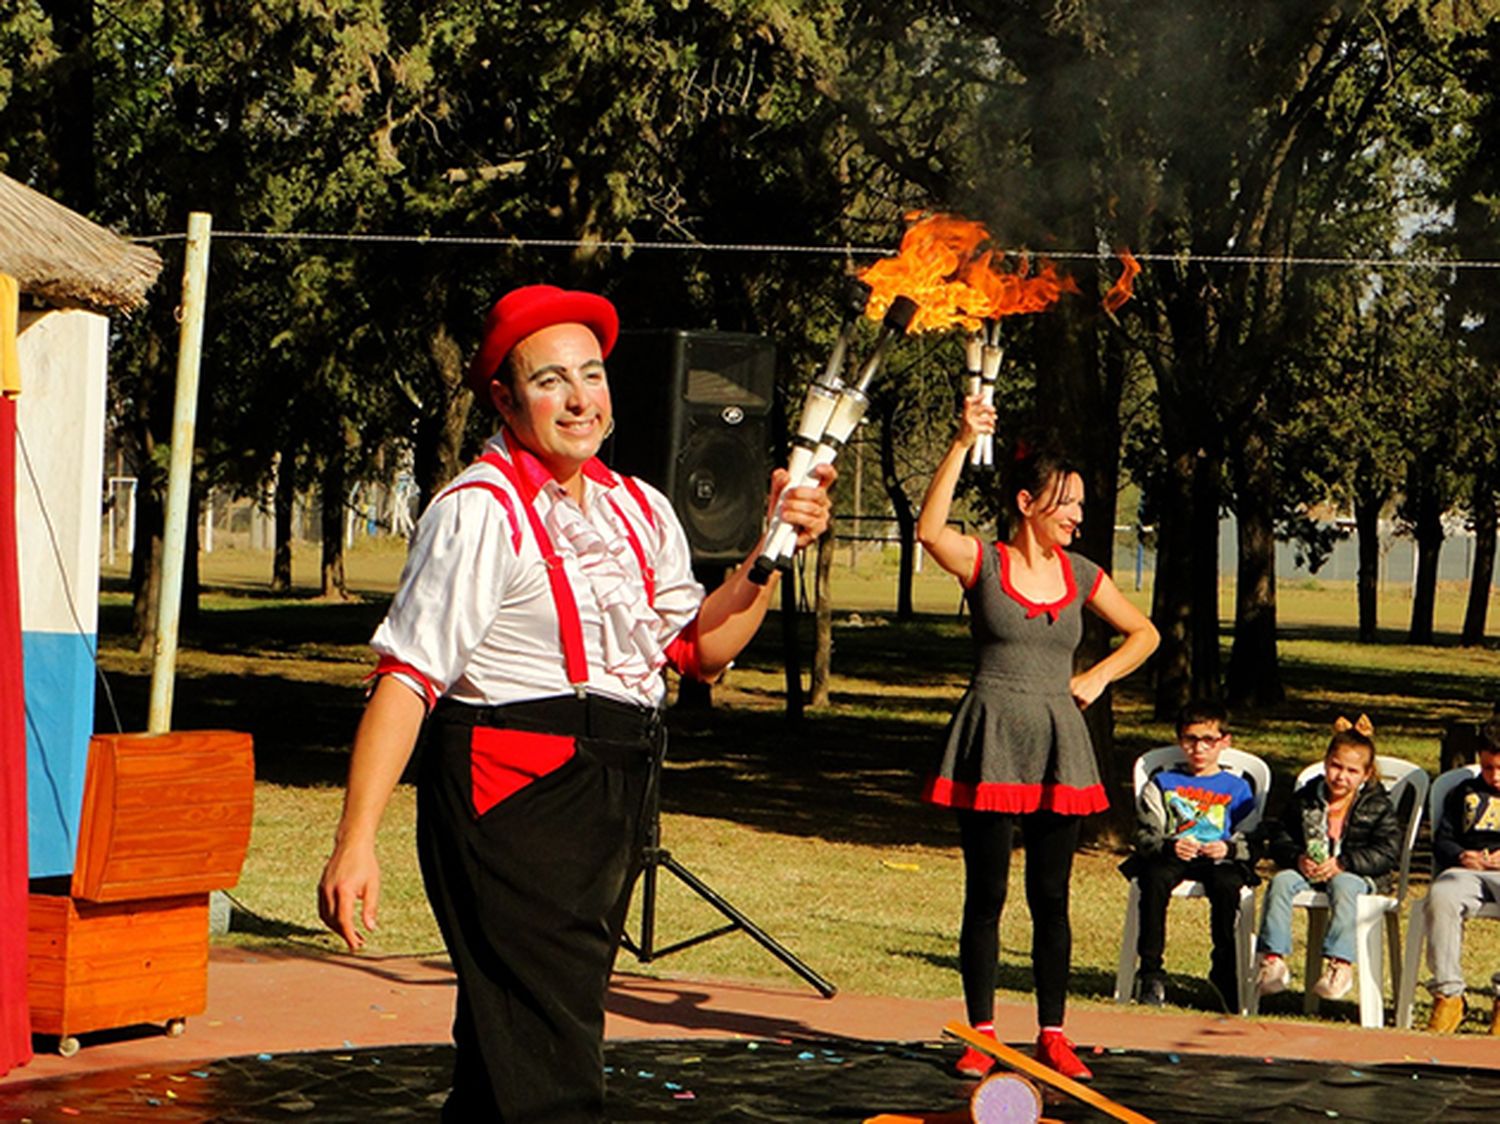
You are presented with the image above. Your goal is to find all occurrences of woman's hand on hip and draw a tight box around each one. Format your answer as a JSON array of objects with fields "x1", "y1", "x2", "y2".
[{"x1": 1069, "y1": 668, "x2": 1108, "y2": 709}]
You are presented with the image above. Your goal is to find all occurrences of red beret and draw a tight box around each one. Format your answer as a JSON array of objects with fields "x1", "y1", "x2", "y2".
[{"x1": 466, "y1": 284, "x2": 619, "y2": 396}]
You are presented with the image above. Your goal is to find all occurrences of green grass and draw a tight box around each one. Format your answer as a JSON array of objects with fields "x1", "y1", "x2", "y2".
[{"x1": 92, "y1": 544, "x2": 1500, "y2": 1036}]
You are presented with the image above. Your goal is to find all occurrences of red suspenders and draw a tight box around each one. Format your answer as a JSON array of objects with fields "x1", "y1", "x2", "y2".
[{"x1": 472, "y1": 451, "x2": 659, "y2": 692}]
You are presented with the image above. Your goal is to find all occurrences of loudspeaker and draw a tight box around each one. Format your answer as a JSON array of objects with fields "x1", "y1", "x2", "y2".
[{"x1": 606, "y1": 330, "x2": 775, "y2": 564}]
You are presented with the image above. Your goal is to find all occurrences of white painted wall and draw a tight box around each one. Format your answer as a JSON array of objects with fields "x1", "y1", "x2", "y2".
[{"x1": 15, "y1": 308, "x2": 108, "y2": 877}]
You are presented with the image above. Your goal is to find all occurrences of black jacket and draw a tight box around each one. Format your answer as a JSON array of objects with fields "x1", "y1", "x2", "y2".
[
  {"x1": 1263, "y1": 775, "x2": 1401, "y2": 894},
  {"x1": 1433, "y1": 776, "x2": 1500, "y2": 872}
]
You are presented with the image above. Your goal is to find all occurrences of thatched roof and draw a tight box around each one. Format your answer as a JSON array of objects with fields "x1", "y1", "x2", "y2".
[{"x1": 0, "y1": 173, "x2": 162, "y2": 315}]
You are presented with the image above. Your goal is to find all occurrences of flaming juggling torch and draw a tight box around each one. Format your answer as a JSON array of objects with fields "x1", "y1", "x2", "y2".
[
  {"x1": 748, "y1": 215, "x2": 1134, "y2": 583},
  {"x1": 750, "y1": 294, "x2": 919, "y2": 584}
]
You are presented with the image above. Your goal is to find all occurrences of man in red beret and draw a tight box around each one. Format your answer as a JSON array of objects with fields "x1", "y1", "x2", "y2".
[{"x1": 318, "y1": 284, "x2": 833, "y2": 1121}]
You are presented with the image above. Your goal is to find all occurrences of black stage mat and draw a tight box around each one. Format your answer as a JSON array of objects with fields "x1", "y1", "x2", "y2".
[{"x1": 2, "y1": 1037, "x2": 1499, "y2": 1122}]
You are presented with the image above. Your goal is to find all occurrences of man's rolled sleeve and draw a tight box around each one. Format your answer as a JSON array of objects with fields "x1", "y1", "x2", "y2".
[{"x1": 370, "y1": 484, "x2": 517, "y2": 703}]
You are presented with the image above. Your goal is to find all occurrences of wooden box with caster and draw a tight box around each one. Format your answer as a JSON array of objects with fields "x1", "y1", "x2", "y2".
[{"x1": 26, "y1": 731, "x2": 254, "y2": 1055}]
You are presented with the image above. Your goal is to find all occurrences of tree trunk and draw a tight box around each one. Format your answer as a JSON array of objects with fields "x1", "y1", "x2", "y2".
[
  {"x1": 182, "y1": 486, "x2": 200, "y2": 629},
  {"x1": 1408, "y1": 467, "x2": 1445, "y2": 645},
  {"x1": 129, "y1": 475, "x2": 163, "y2": 655},
  {"x1": 414, "y1": 318, "x2": 473, "y2": 507},
  {"x1": 1151, "y1": 449, "x2": 1195, "y2": 719},
  {"x1": 320, "y1": 455, "x2": 347, "y2": 599},
  {"x1": 877, "y1": 398, "x2": 915, "y2": 620},
  {"x1": 1462, "y1": 474, "x2": 1496, "y2": 646},
  {"x1": 1354, "y1": 487, "x2": 1383, "y2": 643},
  {"x1": 1227, "y1": 422, "x2": 1284, "y2": 706},
  {"x1": 127, "y1": 317, "x2": 167, "y2": 654},
  {"x1": 1190, "y1": 450, "x2": 1223, "y2": 701},
  {"x1": 810, "y1": 522, "x2": 834, "y2": 707},
  {"x1": 271, "y1": 450, "x2": 294, "y2": 592},
  {"x1": 1153, "y1": 445, "x2": 1223, "y2": 716},
  {"x1": 779, "y1": 562, "x2": 804, "y2": 723}
]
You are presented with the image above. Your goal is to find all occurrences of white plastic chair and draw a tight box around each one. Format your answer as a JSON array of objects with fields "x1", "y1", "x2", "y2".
[
  {"x1": 1113, "y1": 745, "x2": 1272, "y2": 1015},
  {"x1": 1395, "y1": 764, "x2": 1500, "y2": 1028},
  {"x1": 1249, "y1": 755, "x2": 1428, "y2": 1028}
]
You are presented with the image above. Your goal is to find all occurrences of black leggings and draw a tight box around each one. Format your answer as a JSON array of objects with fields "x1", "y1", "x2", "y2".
[{"x1": 956, "y1": 808, "x2": 1081, "y2": 1029}]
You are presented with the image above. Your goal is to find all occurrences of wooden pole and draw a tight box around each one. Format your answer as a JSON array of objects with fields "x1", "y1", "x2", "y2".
[{"x1": 148, "y1": 212, "x2": 212, "y2": 735}]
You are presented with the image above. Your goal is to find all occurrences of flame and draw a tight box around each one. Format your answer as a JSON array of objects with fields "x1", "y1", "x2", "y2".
[
  {"x1": 960, "y1": 250, "x2": 1080, "y2": 321},
  {"x1": 858, "y1": 212, "x2": 990, "y2": 333},
  {"x1": 1102, "y1": 248, "x2": 1140, "y2": 314},
  {"x1": 859, "y1": 211, "x2": 1078, "y2": 332}
]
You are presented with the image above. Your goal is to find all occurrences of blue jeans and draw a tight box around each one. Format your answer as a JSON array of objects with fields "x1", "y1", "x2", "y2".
[{"x1": 1257, "y1": 868, "x2": 1375, "y2": 964}]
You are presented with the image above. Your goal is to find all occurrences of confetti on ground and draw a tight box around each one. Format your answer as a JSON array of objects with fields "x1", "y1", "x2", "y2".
[
  {"x1": 673, "y1": 1092, "x2": 696, "y2": 1100},
  {"x1": 333, "y1": 1056, "x2": 354, "y2": 1062},
  {"x1": 881, "y1": 860, "x2": 921, "y2": 871},
  {"x1": 1167, "y1": 1054, "x2": 1180, "y2": 1064},
  {"x1": 167, "y1": 1074, "x2": 186, "y2": 1082},
  {"x1": 190, "y1": 1070, "x2": 210, "y2": 1078},
  {"x1": 257, "y1": 1053, "x2": 273, "y2": 1061},
  {"x1": 60, "y1": 1110, "x2": 80, "y2": 1117},
  {"x1": 207, "y1": 1019, "x2": 223, "y2": 1027},
  {"x1": 681, "y1": 1056, "x2": 702, "y2": 1064},
  {"x1": 798, "y1": 1051, "x2": 816, "y2": 1061},
  {"x1": 1092, "y1": 1045, "x2": 1105, "y2": 1055}
]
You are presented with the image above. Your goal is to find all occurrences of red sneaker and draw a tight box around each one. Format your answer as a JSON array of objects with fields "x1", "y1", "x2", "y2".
[
  {"x1": 1035, "y1": 1028, "x2": 1093, "y2": 1081},
  {"x1": 954, "y1": 1044, "x2": 996, "y2": 1078},
  {"x1": 955, "y1": 1023, "x2": 998, "y2": 1078}
]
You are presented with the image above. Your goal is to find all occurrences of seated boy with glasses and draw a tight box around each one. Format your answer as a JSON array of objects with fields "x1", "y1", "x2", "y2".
[{"x1": 1120, "y1": 701, "x2": 1259, "y2": 1010}]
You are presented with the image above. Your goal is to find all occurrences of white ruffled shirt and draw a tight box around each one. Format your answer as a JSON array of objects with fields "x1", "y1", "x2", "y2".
[{"x1": 371, "y1": 430, "x2": 705, "y2": 709}]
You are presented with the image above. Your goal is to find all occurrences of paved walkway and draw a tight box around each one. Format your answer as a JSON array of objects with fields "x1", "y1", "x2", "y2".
[{"x1": 3, "y1": 945, "x2": 1496, "y2": 1086}]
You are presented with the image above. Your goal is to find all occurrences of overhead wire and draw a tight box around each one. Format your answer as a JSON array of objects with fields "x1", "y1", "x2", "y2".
[{"x1": 128, "y1": 229, "x2": 1500, "y2": 272}]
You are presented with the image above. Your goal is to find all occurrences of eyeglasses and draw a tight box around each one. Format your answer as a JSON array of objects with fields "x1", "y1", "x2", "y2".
[{"x1": 1179, "y1": 733, "x2": 1225, "y2": 748}]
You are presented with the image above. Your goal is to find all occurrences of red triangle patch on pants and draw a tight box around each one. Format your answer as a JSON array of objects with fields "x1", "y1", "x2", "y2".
[{"x1": 470, "y1": 727, "x2": 577, "y2": 818}]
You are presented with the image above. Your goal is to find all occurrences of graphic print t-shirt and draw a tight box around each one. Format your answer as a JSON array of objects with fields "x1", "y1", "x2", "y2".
[{"x1": 1153, "y1": 769, "x2": 1255, "y2": 846}]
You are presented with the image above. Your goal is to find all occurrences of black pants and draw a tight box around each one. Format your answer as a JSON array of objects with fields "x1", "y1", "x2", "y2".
[
  {"x1": 417, "y1": 695, "x2": 663, "y2": 1123},
  {"x1": 956, "y1": 808, "x2": 1080, "y2": 1029},
  {"x1": 1134, "y1": 853, "x2": 1251, "y2": 992}
]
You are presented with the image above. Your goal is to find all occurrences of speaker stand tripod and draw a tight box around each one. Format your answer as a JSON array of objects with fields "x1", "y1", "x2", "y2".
[{"x1": 618, "y1": 769, "x2": 836, "y2": 998}]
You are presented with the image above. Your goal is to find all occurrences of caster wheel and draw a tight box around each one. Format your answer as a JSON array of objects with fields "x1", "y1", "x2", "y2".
[
  {"x1": 165, "y1": 1018, "x2": 187, "y2": 1038},
  {"x1": 57, "y1": 1036, "x2": 80, "y2": 1058}
]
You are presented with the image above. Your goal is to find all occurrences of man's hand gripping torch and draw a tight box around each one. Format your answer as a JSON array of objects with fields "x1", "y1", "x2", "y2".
[{"x1": 750, "y1": 295, "x2": 917, "y2": 585}]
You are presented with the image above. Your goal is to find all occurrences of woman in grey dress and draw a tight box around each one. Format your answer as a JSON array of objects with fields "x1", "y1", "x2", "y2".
[{"x1": 916, "y1": 393, "x2": 1158, "y2": 1083}]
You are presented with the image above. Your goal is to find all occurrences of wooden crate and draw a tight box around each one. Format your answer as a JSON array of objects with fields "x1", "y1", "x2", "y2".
[
  {"x1": 28, "y1": 731, "x2": 253, "y2": 1051},
  {"x1": 28, "y1": 894, "x2": 209, "y2": 1041}
]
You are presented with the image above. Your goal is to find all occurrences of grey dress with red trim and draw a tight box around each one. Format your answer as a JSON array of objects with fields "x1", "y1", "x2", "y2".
[{"x1": 923, "y1": 541, "x2": 1108, "y2": 816}]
